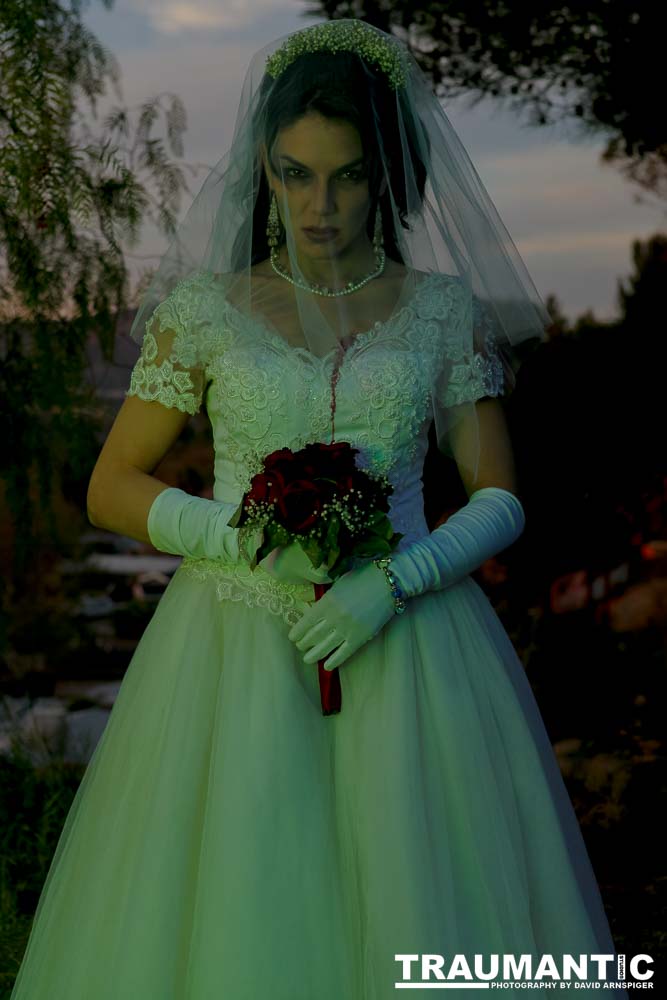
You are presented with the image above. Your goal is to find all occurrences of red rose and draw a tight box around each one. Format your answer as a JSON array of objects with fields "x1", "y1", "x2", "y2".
[
  {"x1": 246, "y1": 469, "x2": 288, "y2": 507},
  {"x1": 244, "y1": 440, "x2": 382, "y2": 536},
  {"x1": 263, "y1": 448, "x2": 301, "y2": 482},
  {"x1": 322, "y1": 442, "x2": 354, "y2": 464},
  {"x1": 278, "y1": 480, "x2": 329, "y2": 532}
]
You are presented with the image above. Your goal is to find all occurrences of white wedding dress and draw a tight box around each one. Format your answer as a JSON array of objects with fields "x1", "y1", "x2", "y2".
[{"x1": 10, "y1": 269, "x2": 628, "y2": 999}]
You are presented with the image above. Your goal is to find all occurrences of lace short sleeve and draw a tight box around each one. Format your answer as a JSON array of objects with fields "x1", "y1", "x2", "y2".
[
  {"x1": 125, "y1": 273, "x2": 210, "y2": 416},
  {"x1": 440, "y1": 292, "x2": 513, "y2": 407}
]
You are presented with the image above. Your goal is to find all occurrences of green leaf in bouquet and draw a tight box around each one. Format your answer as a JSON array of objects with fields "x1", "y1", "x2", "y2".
[
  {"x1": 300, "y1": 534, "x2": 327, "y2": 571},
  {"x1": 325, "y1": 544, "x2": 341, "y2": 572},
  {"x1": 353, "y1": 535, "x2": 393, "y2": 558},
  {"x1": 354, "y1": 511, "x2": 396, "y2": 542},
  {"x1": 350, "y1": 518, "x2": 404, "y2": 558},
  {"x1": 256, "y1": 522, "x2": 291, "y2": 561},
  {"x1": 330, "y1": 552, "x2": 354, "y2": 578},
  {"x1": 228, "y1": 499, "x2": 245, "y2": 527},
  {"x1": 378, "y1": 514, "x2": 400, "y2": 542},
  {"x1": 322, "y1": 512, "x2": 342, "y2": 549},
  {"x1": 363, "y1": 509, "x2": 391, "y2": 534},
  {"x1": 391, "y1": 531, "x2": 404, "y2": 548}
]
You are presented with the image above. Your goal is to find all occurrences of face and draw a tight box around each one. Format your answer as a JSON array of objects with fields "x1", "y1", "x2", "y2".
[{"x1": 262, "y1": 112, "x2": 376, "y2": 261}]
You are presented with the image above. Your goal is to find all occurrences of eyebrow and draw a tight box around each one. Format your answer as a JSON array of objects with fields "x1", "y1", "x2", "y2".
[{"x1": 277, "y1": 154, "x2": 365, "y2": 172}]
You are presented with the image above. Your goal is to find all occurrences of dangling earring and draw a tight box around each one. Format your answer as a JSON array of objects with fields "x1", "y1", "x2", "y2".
[
  {"x1": 373, "y1": 201, "x2": 384, "y2": 255},
  {"x1": 266, "y1": 190, "x2": 281, "y2": 258}
]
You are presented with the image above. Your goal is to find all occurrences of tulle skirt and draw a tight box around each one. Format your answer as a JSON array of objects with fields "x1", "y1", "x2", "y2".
[{"x1": 10, "y1": 564, "x2": 629, "y2": 999}]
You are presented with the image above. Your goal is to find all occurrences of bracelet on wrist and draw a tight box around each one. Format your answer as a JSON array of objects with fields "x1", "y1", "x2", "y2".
[{"x1": 372, "y1": 555, "x2": 408, "y2": 615}]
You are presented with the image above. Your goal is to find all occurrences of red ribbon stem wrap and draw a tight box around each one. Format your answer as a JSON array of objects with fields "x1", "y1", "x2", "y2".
[{"x1": 313, "y1": 581, "x2": 341, "y2": 716}]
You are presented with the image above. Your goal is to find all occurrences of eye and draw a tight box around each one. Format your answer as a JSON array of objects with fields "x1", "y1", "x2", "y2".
[
  {"x1": 340, "y1": 170, "x2": 365, "y2": 182},
  {"x1": 285, "y1": 167, "x2": 306, "y2": 179}
]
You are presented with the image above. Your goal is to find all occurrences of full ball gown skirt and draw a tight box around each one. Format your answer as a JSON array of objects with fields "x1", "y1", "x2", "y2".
[
  {"x1": 10, "y1": 270, "x2": 629, "y2": 997},
  {"x1": 9, "y1": 566, "x2": 629, "y2": 999}
]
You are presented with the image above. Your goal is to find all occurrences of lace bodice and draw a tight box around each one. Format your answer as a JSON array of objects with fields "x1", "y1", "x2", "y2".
[{"x1": 126, "y1": 268, "x2": 504, "y2": 625}]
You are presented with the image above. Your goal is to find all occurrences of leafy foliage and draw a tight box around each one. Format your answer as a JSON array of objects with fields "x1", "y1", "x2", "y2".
[
  {"x1": 305, "y1": 1, "x2": 665, "y2": 203},
  {"x1": 0, "y1": 0, "x2": 193, "y2": 648}
]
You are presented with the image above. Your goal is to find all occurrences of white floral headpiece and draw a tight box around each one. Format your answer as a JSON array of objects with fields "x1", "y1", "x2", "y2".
[{"x1": 265, "y1": 20, "x2": 408, "y2": 91}]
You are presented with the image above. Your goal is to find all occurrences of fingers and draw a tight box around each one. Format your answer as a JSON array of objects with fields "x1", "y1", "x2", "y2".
[
  {"x1": 319, "y1": 642, "x2": 351, "y2": 671},
  {"x1": 302, "y1": 630, "x2": 342, "y2": 666},
  {"x1": 288, "y1": 609, "x2": 320, "y2": 643},
  {"x1": 287, "y1": 610, "x2": 343, "y2": 665},
  {"x1": 293, "y1": 618, "x2": 336, "y2": 654}
]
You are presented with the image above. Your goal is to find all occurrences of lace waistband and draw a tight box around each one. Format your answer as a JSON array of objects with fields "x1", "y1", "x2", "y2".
[{"x1": 177, "y1": 557, "x2": 316, "y2": 628}]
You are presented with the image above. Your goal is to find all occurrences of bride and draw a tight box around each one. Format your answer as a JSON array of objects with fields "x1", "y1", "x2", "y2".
[{"x1": 10, "y1": 19, "x2": 630, "y2": 999}]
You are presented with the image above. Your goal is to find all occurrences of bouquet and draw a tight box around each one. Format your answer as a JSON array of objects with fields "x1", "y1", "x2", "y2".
[{"x1": 234, "y1": 441, "x2": 403, "y2": 715}]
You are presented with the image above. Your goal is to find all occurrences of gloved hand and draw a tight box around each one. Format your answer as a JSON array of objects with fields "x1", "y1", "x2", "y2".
[
  {"x1": 387, "y1": 486, "x2": 526, "y2": 599},
  {"x1": 147, "y1": 488, "x2": 264, "y2": 567},
  {"x1": 287, "y1": 558, "x2": 396, "y2": 670},
  {"x1": 258, "y1": 539, "x2": 333, "y2": 586},
  {"x1": 287, "y1": 486, "x2": 525, "y2": 671}
]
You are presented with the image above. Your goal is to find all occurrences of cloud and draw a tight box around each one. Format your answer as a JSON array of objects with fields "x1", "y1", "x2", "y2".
[
  {"x1": 518, "y1": 227, "x2": 656, "y2": 257},
  {"x1": 139, "y1": 0, "x2": 300, "y2": 34}
]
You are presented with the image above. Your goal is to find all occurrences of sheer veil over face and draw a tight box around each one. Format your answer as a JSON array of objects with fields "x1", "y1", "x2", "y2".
[
  {"x1": 252, "y1": 111, "x2": 408, "y2": 350},
  {"x1": 129, "y1": 19, "x2": 551, "y2": 484}
]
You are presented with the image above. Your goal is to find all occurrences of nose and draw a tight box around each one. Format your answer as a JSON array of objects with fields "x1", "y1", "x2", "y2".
[{"x1": 312, "y1": 178, "x2": 336, "y2": 218}]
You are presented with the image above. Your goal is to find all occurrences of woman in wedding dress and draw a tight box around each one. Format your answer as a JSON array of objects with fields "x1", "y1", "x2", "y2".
[{"x1": 10, "y1": 19, "x2": 630, "y2": 1000}]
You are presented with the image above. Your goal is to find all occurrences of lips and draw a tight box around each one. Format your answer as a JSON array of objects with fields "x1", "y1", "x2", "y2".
[{"x1": 303, "y1": 227, "x2": 339, "y2": 236}]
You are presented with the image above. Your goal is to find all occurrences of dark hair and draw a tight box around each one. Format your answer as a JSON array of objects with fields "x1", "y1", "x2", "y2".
[{"x1": 243, "y1": 49, "x2": 429, "y2": 267}]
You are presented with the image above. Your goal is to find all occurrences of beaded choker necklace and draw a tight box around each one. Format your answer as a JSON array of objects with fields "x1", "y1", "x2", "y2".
[{"x1": 269, "y1": 245, "x2": 386, "y2": 298}]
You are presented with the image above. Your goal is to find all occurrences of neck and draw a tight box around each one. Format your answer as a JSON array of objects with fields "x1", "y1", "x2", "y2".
[{"x1": 280, "y1": 236, "x2": 378, "y2": 288}]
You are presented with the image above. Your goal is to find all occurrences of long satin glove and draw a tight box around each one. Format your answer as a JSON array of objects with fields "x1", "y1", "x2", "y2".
[
  {"x1": 388, "y1": 485, "x2": 526, "y2": 599},
  {"x1": 287, "y1": 486, "x2": 525, "y2": 671},
  {"x1": 147, "y1": 487, "x2": 264, "y2": 567}
]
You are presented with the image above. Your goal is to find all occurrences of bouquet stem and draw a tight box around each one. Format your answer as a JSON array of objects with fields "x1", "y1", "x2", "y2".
[{"x1": 313, "y1": 582, "x2": 342, "y2": 716}]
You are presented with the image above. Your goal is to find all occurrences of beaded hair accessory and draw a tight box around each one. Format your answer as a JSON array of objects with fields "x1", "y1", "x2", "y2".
[{"x1": 265, "y1": 20, "x2": 408, "y2": 91}]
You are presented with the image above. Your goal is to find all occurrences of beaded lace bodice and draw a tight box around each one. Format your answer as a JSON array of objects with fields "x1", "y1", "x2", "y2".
[{"x1": 126, "y1": 268, "x2": 504, "y2": 626}]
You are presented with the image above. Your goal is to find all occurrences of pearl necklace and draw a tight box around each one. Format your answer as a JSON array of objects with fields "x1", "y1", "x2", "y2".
[{"x1": 269, "y1": 244, "x2": 386, "y2": 297}]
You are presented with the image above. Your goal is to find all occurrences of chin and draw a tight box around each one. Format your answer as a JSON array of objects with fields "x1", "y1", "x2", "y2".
[
  {"x1": 309, "y1": 244, "x2": 345, "y2": 257},
  {"x1": 298, "y1": 236, "x2": 348, "y2": 257}
]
